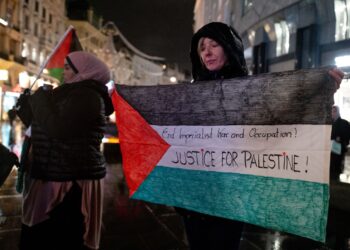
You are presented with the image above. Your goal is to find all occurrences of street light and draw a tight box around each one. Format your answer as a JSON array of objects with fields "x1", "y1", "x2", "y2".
[
  {"x1": 335, "y1": 55, "x2": 350, "y2": 67},
  {"x1": 0, "y1": 18, "x2": 8, "y2": 26}
]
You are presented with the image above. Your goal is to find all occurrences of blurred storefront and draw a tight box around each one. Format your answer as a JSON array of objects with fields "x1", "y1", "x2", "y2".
[
  {"x1": 0, "y1": 89, "x2": 21, "y2": 154},
  {"x1": 0, "y1": 56, "x2": 25, "y2": 155},
  {"x1": 0, "y1": 64, "x2": 57, "y2": 157}
]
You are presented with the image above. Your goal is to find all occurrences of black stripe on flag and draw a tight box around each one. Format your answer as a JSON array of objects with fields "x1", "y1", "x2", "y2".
[{"x1": 116, "y1": 68, "x2": 335, "y2": 126}]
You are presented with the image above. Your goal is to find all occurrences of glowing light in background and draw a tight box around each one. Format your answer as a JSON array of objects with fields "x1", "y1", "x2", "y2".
[
  {"x1": 0, "y1": 18, "x2": 8, "y2": 26},
  {"x1": 0, "y1": 70, "x2": 9, "y2": 81},
  {"x1": 335, "y1": 55, "x2": 350, "y2": 67}
]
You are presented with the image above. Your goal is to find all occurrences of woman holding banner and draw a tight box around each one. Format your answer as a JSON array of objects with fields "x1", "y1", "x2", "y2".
[
  {"x1": 16, "y1": 51, "x2": 113, "y2": 250},
  {"x1": 177, "y1": 22, "x2": 344, "y2": 250}
]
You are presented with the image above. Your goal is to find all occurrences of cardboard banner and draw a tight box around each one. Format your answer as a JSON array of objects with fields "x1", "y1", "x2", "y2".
[{"x1": 113, "y1": 68, "x2": 335, "y2": 242}]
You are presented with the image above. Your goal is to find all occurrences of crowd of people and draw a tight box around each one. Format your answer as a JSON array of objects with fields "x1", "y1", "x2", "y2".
[{"x1": 0, "y1": 21, "x2": 348, "y2": 250}]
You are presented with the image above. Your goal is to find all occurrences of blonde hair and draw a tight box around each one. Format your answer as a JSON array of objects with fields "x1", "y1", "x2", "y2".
[
  {"x1": 197, "y1": 37, "x2": 205, "y2": 55},
  {"x1": 197, "y1": 37, "x2": 206, "y2": 66}
]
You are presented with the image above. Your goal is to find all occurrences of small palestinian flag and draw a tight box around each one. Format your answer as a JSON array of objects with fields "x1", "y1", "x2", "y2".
[
  {"x1": 44, "y1": 25, "x2": 82, "y2": 83},
  {"x1": 112, "y1": 68, "x2": 335, "y2": 242}
]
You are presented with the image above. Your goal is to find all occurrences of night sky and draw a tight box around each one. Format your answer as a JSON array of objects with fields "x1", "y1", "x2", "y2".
[{"x1": 90, "y1": 0, "x2": 195, "y2": 73}]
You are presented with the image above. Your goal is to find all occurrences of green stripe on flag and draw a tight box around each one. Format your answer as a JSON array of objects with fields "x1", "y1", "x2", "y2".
[
  {"x1": 48, "y1": 68, "x2": 64, "y2": 83},
  {"x1": 133, "y1": 166, "x2": 329, "y2": 242}
]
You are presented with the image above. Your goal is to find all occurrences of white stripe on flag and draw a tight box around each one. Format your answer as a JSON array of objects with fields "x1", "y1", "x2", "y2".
[{"x1": 152, "y1": 125, "x2": 331, "y2": 184}]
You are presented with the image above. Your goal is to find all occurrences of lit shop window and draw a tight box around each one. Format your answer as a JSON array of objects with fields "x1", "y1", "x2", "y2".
[
  {"x1": 19, "y1": 71, "x2": 30, "y2": 89},
  {"x1": 0, "y1": 70, "x2": 9, "y2": 81},
  {"x1": 39, "y1": 51, "x2": 45, "y2": 65},
  {"x1": 335, "y1": 0, "x2": 350, "y2": 41},
  {"x1": 248, "y1": 29, "x2": 255, "y2": 46},
  {"x1": 242, "y1": 0, "x2": 253, "y2": 15},
  {"x1": 32, "y1": 47, "x2": 37, "y2": 62},
  {"x1": 274, "y1": 20, "x2": 290, "y2": 56}
]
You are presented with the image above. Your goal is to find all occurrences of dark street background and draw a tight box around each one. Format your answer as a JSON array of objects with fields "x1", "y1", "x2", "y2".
[
  {"x1": 2, "y1": 152, "x2": 350, "y2": 249},
  {"x1": 90, "y1": 0, "x2": 195, "y2": 73}
]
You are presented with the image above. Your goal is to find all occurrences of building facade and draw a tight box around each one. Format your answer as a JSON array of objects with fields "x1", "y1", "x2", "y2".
[
  {"x1": 0, "y1": 0, "x2": 24, "y2": 89},
  {"x1": 193, "y1": 0, "x2": 350, "y2": 120},
  {"x1": 0, "y1": 0, "x2": 26, "y2": 151},
  {"x1": 68, "y1": 7, "x2": 184, "y2": 86},
  {"x1": 0, "y1": 0, "x2": 186, "y2": 148},
  {"x1": 68, "y1": 19, "x2": 106, "y2": 55},
  {"x1": 20, "y1": 0, "x2": 67, "y2": 87}
]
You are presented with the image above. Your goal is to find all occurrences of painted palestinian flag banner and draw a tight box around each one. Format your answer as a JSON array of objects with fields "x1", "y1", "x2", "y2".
[
  {"x1": 112, "y1": 68, "x2": 335, "y2": 242},
  {"x1": 44, "y1": 26, "x2": 82, "y2": 83}
]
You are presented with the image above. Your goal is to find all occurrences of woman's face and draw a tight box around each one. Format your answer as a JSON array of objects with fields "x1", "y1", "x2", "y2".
[
  {"x1": 63, "y1": 59, "x2": 75, "y2": 83},
  {"x1": 198, "y1": 37, "x2": 227, "y2": 71}
]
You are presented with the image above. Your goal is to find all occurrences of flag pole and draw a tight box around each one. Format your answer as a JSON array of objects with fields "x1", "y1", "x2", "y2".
[{"x1": 29, "y1": 25, "x2": 75, "y2": 90}]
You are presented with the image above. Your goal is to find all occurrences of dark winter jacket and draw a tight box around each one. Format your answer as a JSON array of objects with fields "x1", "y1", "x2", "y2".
[
  {"x1": 190, "y1": 22, "x2": 248, "y2": 81},
  {"x1": 27, "y1": 80, "x2": 114, "y2": 181}
]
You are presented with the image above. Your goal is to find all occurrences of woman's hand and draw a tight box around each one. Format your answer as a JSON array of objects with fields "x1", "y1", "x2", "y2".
[
  {"x1": 328, "y1": 67, "x2": 345, "y2": 90},
  {"x1": 15, "y1": 92, "x2": 33, "y2": 127}
]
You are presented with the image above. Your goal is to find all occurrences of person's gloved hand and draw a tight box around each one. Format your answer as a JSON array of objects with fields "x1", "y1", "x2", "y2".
[
  {"x1": 8, "y1": 152, "x2": 19, "y2": 168},
  {"x1": 15, "y1": 91, "x2": 33, "y2": 127},
  {"x1": 329, "y1": 67, "x2": 345, "y2": 90},
  {"x1": 29, "y1": 87, "x2": 52, "y2": 117},
  {"x1": 30, "y1": 86, "x2": 50, "y2": 102},
  {"x1": 0, "y1": 144, "x2": 19, "y2": 187}
]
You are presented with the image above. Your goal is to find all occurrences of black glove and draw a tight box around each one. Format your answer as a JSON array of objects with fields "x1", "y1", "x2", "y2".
[
  {"x1": 15, "y1": 90, "x2": 33, "y2": 127},
  {"x1": 30, "y1": 87, "x2": 50, "y2": 103},
  {"x1": 0, "y1": 144, "x2": 19, "y2": 187},
  {"x1": 29, "y1": 87, "x2": 52, "y2": 118},
  {"x1": 8, "y1": 108, "x2": 17, "y2": 122}
]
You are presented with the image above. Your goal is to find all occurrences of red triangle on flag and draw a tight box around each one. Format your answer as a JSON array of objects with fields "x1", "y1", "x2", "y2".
[
  {"x1": 111, "y1": 90, "x2": 170, "y2": 196},
  {"x1": 43, "y1": 26, "x2": 82, "y2": 83},
  {"x1": 46, "y1": 30, "x2": 73, "y2": 69}
]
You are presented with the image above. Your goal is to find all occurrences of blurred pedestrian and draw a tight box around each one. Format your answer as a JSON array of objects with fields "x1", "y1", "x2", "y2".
[
  {"x1": 16, "y1": 51, "x2": 114, "y2": 250},
  {"x1": 176, "y1": 22, "x2": 345, "y2": 250},
  {"x1": 7, "y1": 108, "x2": 17, "y2": 150},
  {"x1": 328, "y1": 106, "x2": 350, "y2": 250},
  {"x1": 330, "y1": 105, "x2": 350, "y2": 180}
]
